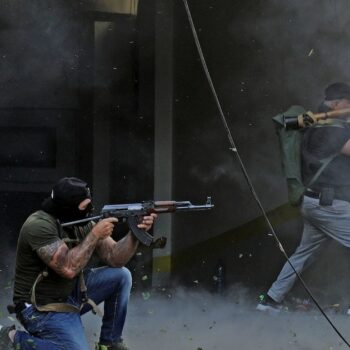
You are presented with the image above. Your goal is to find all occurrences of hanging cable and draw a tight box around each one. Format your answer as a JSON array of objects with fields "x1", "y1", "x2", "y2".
[{"x1": 181, "y1": 0, "x2": 350, "y2": 347}]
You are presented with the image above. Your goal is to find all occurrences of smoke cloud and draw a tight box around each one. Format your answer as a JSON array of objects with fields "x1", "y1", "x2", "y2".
[{"x1": 83, "y1": 287, "x2": 350, "y2": 350}]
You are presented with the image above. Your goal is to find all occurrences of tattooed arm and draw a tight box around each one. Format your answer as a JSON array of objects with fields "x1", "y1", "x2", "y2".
[
  {"x1": 96, "y1": 214, "x2": 157, "y2": 267},
  {"x1": 95, "y1": 233, "x2": 139, "y2": 267},
  {"x1": 36, "y1": 217, "x2": 118, "y2": 279}
]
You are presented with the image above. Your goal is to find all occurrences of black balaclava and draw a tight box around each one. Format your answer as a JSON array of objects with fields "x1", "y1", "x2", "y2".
[{"x1": 41, "y1": 177, "x2": 93, "y2": 224}]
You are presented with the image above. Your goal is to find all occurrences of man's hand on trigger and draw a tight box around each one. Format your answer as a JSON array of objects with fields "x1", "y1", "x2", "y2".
[
  {"x1": 137, "y1": 213, "x2": 157, "y2": 232},
  {"x1": 92, "y1": 217, "x2": 118, "y2": 239}
]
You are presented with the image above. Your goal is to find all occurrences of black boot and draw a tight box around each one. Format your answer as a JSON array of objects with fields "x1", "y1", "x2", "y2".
[
  {"x1": 96, "y1": 340, "x2": 130, "y2": 350},
  {"x1": 0, "y1": 325, "x2": 15, "y2": 349}
]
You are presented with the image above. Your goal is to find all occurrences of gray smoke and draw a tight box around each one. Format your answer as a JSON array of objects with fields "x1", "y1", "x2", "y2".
[
  {"x1": 82, "y1": 287, "x2": 350, "y2": 350},
  {"x1": 190, "y1": 154, "x2": 240, "y2": 184},
  {"x1": 0, "y1": 243, "x2": 16, "y2": 326},
  {"x1": 0, "y1": 1, "x2": 83, "y2": 108},
  {"x1": 227, "y1": 0, "x2": 350, "y2": 105},
  {"x1": 2, "y1": 285, "x2": 350, "y2": 349}
]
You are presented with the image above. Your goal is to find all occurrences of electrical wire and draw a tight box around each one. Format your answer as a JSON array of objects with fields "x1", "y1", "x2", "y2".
[{"x1": 181, "y1": 0, "x2": 350, "y2": 347}]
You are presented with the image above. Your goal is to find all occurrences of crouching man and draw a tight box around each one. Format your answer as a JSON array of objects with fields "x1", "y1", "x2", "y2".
[{"x1": 0, "y1": 177, "x2": 157, "y2": 350}]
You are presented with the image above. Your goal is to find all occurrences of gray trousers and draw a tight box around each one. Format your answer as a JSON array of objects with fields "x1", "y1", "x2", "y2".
[{"x1": 268, "y1": 195, "x2": 350, "y2": 303}]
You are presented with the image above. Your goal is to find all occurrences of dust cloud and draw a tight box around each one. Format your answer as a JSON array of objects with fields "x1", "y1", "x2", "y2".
[{"x1": 83, "y1": 287, "x2": 350, "y2": 350}]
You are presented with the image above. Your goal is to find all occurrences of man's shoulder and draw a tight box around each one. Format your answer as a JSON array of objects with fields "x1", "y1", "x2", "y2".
[
  {"x1": 19, "y1": 211, "x2": 61, "y2": 250},
  {"x1": 303, "y1": 121, "x2": 350, "y2": 158},
  {"x1": 24, "y1": 210, "x2": 57, "y2": 227},
  {"x1": 311, "y1": 119, "x2": 350, "y2": 130},
  {"x1": 305, "y1": 122, "x2": 350, "y2": 140}
]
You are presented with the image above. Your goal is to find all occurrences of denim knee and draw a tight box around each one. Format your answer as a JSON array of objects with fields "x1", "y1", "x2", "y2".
[{"x1": 117, "y1": 267, "x2": 132, "y2": 290}]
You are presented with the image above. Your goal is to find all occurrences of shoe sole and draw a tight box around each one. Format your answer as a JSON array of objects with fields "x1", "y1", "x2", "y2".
[{"x1": 256, "y1": 303, "x2": 281, "y2": 314}]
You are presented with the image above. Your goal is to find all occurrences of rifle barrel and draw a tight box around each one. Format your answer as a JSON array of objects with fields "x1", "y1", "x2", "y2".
[
  {"x1": 61, "y1": 214, "x2": 103, "y2": 227},
  {"x1": 175, "y1": 204, "x2": 214, "y2": 211}
]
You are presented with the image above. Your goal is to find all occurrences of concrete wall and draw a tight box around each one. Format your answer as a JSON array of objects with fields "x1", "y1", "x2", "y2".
[
  {"x1": 1, "y1": 0, "x2": 350, "y2": 304},
  {"x1": 0, "y1": 0, "x2": 156, "y2": 305},
  {"x1": 170, "y1": 0, "x2": 350, "y2": 298}
]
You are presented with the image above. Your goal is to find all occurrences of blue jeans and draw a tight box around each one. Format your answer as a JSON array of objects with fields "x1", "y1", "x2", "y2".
[{"x1": 14, "y1": 266, "x2": 132, "y2": 350}]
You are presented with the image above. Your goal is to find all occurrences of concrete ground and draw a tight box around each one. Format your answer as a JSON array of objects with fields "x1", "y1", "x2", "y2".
[
  {"x1": 82, "y1": 288, "x2": 350, "y2": 350},
  {"x1": 2, "y1": 285, "x2": 350, "y2": 349}
]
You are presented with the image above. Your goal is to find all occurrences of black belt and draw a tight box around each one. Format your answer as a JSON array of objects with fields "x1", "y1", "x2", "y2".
[
  {"x1": 305, "y1": 188, "x2": 350, "y2": 202},
  {"x1": 304, "y1": 190, "x2": 320, "y2": 199}
]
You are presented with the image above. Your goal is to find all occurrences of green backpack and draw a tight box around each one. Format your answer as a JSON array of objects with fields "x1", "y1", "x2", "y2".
[{"x1": 273, "y1": 105, "x2": 336, "y2": 206}]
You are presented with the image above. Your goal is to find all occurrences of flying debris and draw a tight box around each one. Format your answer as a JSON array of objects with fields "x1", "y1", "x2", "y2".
[{"x1": 142, "y1": 292, "x2": 151, "y2": 300}]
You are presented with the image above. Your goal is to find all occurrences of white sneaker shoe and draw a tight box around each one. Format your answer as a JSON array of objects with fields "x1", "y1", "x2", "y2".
[{"x1": 256, "y1": 294, "x2": 283, "y2": 314}]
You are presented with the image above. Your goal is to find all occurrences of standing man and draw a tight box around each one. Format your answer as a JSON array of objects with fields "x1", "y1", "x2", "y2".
[
  {"x1": 257, "y1": 82, "x2": 350, "y2": 312},
  {"x1": 0, "y1": 177, "x2": 157, "y2": 350}
]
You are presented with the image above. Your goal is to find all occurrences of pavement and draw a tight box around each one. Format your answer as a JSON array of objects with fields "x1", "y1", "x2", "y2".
[
  {"x1": 82, "y1": 288, "x2": 350, "y2": 350},
  {"x1": 2, "y1": 286, "x2": 350, "y2": 350}
]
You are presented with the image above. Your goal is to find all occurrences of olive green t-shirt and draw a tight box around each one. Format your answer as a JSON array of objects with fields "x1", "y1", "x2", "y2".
[{"x1": 13, "y1": 210, "x2": 93, "y2": 305}]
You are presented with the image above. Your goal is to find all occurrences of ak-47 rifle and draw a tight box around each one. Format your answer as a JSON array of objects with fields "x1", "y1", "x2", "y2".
[{"x1": 61, "y1": 197, "x2": 214, "y2": 246}]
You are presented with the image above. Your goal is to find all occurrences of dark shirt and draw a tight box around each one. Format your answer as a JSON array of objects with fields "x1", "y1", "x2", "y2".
[
  {"x1": 302, "y1": 122, "x2": 350, "y2": 189},
  {"x1": 13, "y1": 210, "x2": 93, "y2": 305}
]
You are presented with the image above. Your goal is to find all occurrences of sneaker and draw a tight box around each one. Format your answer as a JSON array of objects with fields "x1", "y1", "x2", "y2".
[
  {"x1": 346, "y1": 306, "x2": 350, "y2": 316},
  {"x1": 0, "y1": 325, "x2": 15, "y2": 350},
  {"x1": 96, "y1": 341, "x2": 130, "y2": 350},
  {"x1": 256, "y1": 294, "x2": 283, "y2": 313}
]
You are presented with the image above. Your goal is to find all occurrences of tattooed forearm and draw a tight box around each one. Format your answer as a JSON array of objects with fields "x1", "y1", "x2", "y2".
[
  {"x1": 37, "y1": 232, "x2": 100, "y2": 279},
  {"x1": 96, "y1": 232, "x2": 139, "y2": 267},
  {"x1": 37, "y1": 240, "x2": 64, "y2": 265},
  {"x1": 62, "y1": 232, "x2": 99, "y2": 277}
]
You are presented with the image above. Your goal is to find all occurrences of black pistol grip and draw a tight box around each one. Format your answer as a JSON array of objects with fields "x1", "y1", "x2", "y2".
[{"x1": 127, "y1": 216, "x2": 153, "y2": 246}]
